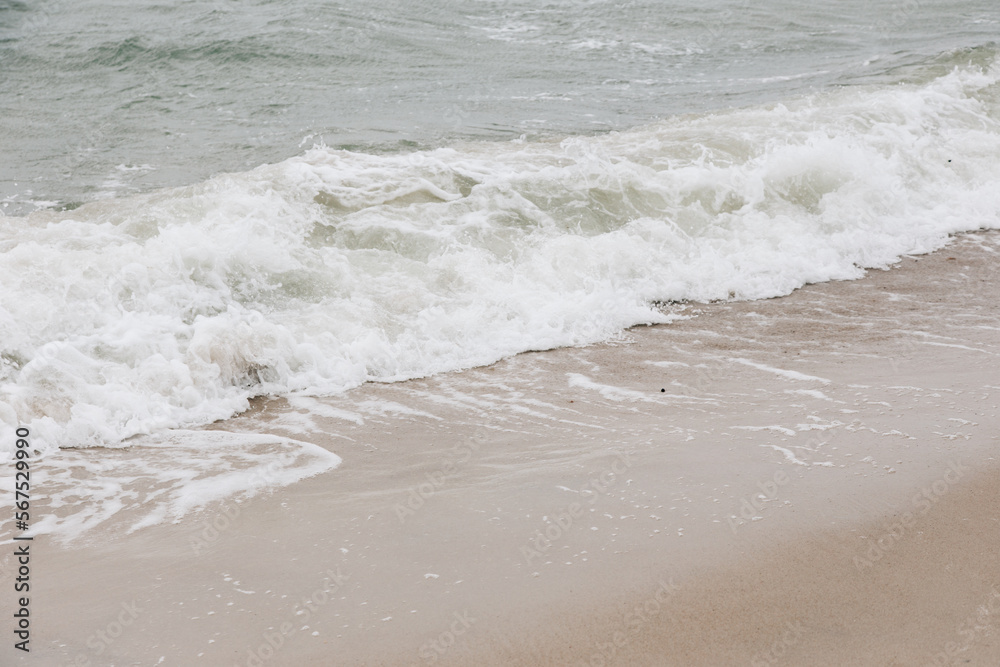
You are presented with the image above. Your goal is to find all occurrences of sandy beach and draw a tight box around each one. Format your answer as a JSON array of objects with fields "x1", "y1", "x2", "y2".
[
  {"x1": 5, "y1": 230, "x2": 1000, "y2": 666},
  {"x1": 4, "y1": 5, "x2": 1000, "y2": 667}
]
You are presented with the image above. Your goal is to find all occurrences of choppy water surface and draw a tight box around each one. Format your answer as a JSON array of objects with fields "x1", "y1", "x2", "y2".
[{"x1": 2, "y1": 0, "x2": 997, "y2": 209}]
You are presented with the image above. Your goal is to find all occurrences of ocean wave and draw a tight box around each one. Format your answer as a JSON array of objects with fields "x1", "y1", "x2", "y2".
[{"x1": 1, "y1": 48, "x2": 999, "y2": 456}]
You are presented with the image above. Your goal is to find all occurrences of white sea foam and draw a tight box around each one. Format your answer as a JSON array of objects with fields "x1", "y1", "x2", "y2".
[
  {"x1": 1, "y1": 56, "x2": 999, "y2": 464},
  {"x1": 730, "y1": 358, "x2": 832, "y2": 384},
  {"x1": 8, "y1": 430, "x2": 341, "y2": 544}
]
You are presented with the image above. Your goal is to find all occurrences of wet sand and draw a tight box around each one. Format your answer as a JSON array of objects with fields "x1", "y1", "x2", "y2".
[{"x1": 5, "y1": 231, "x2": 1000, "y2": 666}]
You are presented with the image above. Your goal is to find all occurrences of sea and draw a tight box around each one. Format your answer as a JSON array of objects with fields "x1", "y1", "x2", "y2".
[{"x1": 1, "y1": 0, "x2": 999, "y2": 537}]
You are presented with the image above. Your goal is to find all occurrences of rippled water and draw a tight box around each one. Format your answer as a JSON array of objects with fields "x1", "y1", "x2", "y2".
[{"x1": 2, "y1": 0, "x2": 997, "y2": 212}]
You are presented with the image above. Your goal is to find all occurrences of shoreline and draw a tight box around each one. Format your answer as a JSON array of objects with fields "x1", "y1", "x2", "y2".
[{"x1": 5, "y1": 230, "x2": 1000, "y2": 666}]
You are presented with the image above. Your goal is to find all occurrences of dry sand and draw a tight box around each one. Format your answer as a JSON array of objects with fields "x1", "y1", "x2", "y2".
[{"x1": 4, "y1": 231, "x2": 1000, "y2": 666}]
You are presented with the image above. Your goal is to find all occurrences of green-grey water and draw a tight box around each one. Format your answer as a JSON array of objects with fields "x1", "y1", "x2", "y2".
[{"x1": 2, "y1": 0, "x2": 997, "y2": 213}]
